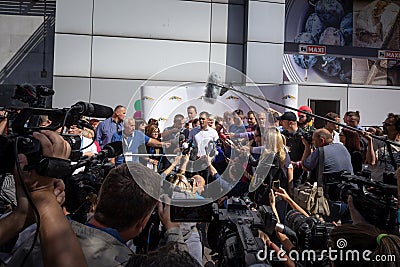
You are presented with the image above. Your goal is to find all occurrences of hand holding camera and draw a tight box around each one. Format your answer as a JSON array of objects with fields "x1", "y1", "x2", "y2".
[{"x1": 15, "y1": 130, "x2": 71, "y2": 193}]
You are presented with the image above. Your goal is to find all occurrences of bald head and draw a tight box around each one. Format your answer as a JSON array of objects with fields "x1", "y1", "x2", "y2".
[{"x1": 313, "y1": 128, "x2": 333, "y2": 147}]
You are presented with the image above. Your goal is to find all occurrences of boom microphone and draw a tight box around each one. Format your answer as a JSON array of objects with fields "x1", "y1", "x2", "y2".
[
  {"x1": 71, "y1": 101, "x2": 113, "y2": 118},
  {"x1": 204, "y1": 72, "x2": 222, "y2": 104}
]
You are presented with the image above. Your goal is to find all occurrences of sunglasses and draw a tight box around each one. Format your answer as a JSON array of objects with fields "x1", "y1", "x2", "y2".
[{"x1": 383, "y1": 122, "x2": 394, "y2": 126}]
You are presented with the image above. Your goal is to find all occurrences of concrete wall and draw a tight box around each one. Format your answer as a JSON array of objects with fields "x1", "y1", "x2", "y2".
[
  {"x1": 52, "y1": 0, "x2": 399, "y2": 125},
  {"x1": 0, "y1": 15, "x2": 54, "y2": 87},
  {"x1": 53, "y1": 0, "x2": 248, "y2": 110}
]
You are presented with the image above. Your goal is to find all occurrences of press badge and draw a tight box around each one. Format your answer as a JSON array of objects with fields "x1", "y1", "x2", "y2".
[{"x1": 125, "y1": 152, "x2": 133, "y2": 162}]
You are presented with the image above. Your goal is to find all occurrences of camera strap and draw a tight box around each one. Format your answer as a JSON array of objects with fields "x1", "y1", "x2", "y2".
[{"x1": 317, "y1": 146, "x2": 325, "y2": 186}]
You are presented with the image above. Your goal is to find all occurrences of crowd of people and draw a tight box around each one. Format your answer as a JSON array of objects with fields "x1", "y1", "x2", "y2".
[{"x1": 0, "y1": 103, "x2": 400, "y2": 267}]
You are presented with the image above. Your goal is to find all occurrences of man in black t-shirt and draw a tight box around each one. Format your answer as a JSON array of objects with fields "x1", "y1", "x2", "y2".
[{"x1": 277, "y1": 111, "x2": 306, "y2": 187}]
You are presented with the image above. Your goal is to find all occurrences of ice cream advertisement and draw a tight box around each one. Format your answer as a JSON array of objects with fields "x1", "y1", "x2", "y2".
[{"x1": 284, "y1": 0, "x2": 400, "y2": 86}]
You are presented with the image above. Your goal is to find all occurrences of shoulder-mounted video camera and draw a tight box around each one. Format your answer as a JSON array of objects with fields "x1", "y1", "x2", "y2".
[
  {"x1": 0, "y1": 84, "x2": 113, "y2": 178},
  {"x1": 324, "y1": 172, "x2": 398, "y2": 231}
]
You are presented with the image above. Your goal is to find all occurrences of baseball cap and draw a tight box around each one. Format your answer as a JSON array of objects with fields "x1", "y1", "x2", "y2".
[
  {"x1": 276, "y1": 111, "x2": 297, "y2": 121},
  {"x1": 298, "y1": 106, "x2": 312, "y2": 118}
]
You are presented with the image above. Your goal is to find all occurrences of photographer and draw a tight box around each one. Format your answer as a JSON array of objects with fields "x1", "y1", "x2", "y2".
[
  {"x1": 301, "y1": 129, "x2": 353, "y2": 223},
  {"x1": 207, "y1": 155, "x2": 244, "y2": 198},
  {"x1": 301, "y1": 129, "x2": 353, "y2": 176},
  {"x1": 330, "y1": 195, "x2": 400, "y2": 267},
  {"x1": 1, "y1": 130, "x2": 86, "y2": 267},
  {"x1": 9, "y1": 159, "x2": 188, "y2": 266},
  {"x1": 365, "y1": 113, "x2": 400, "y2": 182},
  {"x1": 68, "y1": 124, "x2": 98, "y2": 158}
]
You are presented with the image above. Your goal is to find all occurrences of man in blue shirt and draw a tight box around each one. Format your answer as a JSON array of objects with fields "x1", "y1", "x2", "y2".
[
  {"x1": 95, "y1": 105, "x2": 126, "y2": 148},
  {"x1": 229, "y1": 109, "x2": 246, "y2": 134},
  {"x1": 111, "y1": 118, "x2": 167, "y2": 165},
  {"x1": 301, "y1": 128, "x2": 353, "y2": 223},
  {"x1": 301, "y1": 128, "x2": 353, "y2": 175}
]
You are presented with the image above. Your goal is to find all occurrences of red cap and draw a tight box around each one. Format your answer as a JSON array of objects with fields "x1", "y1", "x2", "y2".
[{"x1": 298, "y1": 105, "x2": 312, "y2": 117}]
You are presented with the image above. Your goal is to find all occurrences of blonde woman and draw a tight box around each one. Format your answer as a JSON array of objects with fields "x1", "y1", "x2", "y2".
[
  {"x1": 252, "y1": 128, "x2": 293, "y2": 192},
  {"x1": 253, "y1": 127, "x2": 293, "y2": 222}
]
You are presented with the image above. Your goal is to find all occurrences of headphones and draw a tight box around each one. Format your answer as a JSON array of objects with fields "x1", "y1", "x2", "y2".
[
  {"x1": 305, "y1": 113, "x2": 312, "y2": 123},
  {"x1": 298, "y1": 106, "x2": 313, "y2": 123},
  {"x1": 299, "y1": 112, "x2": 312, "y2": 123}
]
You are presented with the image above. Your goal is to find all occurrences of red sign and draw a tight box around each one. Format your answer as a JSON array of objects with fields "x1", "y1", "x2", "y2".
[
  {"x1": 299, "y1": 45, "x2": 326, "y2": 55},
  {"x1": 378, "y1": 50, "x2": 400, "y2": 60}
]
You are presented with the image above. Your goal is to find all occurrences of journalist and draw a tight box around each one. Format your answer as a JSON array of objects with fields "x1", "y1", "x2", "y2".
[
  {"x1": 301, "y1": 128, "x2": 353, "y2": 223},
  {"x1": 365, "y1": 113, "x2": 400, "y2": 182},
  {"x1": 8, "y1": 160, "x2": 189, "y2": 266},
  {"x1": 330, "y1": 195, "x2": 400, "y2": 267},
  {"x1": 1, "y1": 130, "x2": 86, "y2": 267}
]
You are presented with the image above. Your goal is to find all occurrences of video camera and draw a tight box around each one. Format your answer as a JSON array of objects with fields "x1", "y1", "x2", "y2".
[
  {"x1": 295, "y1": 129, "x2": 314, "y2": 144},
  {"x1": 0, "y1": 84, "x2": 113, "y2": 177},
  {"x1": 281, "y1": 128, "x2": 314, "y2": 145},
  {"x1": 199, "y1": 197, "x2": 276, "y2": 267},
  {"x1": 285, "y1": 210, "x2": 334, "y2": 267},
  {"x1": 13, "y1": 84, "x2": 54, "y2": 108},
  {"x1": 324, "y1": 172, "x2": 398, "y2": 231},
  {"x1": 285, "y1": 210, "x2": 334, "y2": 251}
]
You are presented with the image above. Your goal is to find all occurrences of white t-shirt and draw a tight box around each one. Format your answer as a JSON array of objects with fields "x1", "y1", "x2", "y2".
[
  {"x1": 189, "y1": 126, "x2": 219, "y2": 157},
  {"x1": 332, "y1": 131, "x2": 341, "y2": 144}
]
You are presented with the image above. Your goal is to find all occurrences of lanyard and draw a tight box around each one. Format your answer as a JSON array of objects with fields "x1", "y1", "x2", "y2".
[{"x1": 123, "y1": 136, "x2": 133, "y2": 149}]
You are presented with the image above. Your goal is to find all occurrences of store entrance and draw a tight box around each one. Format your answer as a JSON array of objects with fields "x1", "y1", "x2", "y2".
[{"x1": 309, "y1": 99, "x2": 340, "y2": 129}]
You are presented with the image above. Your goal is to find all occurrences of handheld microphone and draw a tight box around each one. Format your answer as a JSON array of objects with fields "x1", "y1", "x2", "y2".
[
  {"x1": 204, "y1": 72, "x2": 222, "y2": 104},
  {"x1": 219, "y1": 132, "x2": 235, "y2": 147},
  {"x1": 71, "y1": 101, "x2": 113, "y2": 118}
]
